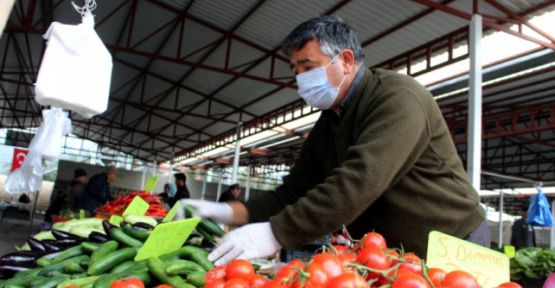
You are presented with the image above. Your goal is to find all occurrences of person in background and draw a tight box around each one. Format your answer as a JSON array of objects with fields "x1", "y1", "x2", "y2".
[
  {"x1": 171, "y1": 173, "x2": 190, "y2": 207},
  {"x1": 78, "y1": 166, "x2": 117, "y2": 216},
  {"x1": 218, "y1": 184, "x2": 241, "y2": 203},
  {"x1": 66, "y1": 168, "x2": 87, "y2": 212},
  {"x1": 159, "y1": 182, "x2": 177, "y2": 208},
  {"x1": 511, "y1": 207, "x2": 536, "y2": 250},
  {"x1": 179, "y1": 15, "x2": 488, "y2": 265}
]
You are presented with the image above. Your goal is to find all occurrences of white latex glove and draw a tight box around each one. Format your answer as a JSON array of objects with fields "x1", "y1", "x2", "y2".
[
  {"x1": 208, "y1": 222, "x2": 282, "y2": 265},
  {"x1": 175, "y1": 199, "x2": 233, "y2": 224}
]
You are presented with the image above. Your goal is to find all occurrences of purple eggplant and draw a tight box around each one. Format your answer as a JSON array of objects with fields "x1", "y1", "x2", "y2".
[
  {"x1": 52, "y1": 229, "x2": 76, "y2": 240},
  {"x1": 41, "y1": 240, "x2": 62, "y2": 252},
  {"x1": 27, "y1": 238, "x2": 47, "y2": 252},
  {"x1": 0, "y1": 262, "x2": 33, "y2": 279},
  {"x1": 132, "y1": 222, "x2": 154, "y2": 230},
  {"x1": 88, "y1": 231, "x2": 110, "y2": 243},
  {"x1": 0, "y1": 251, "x2": 44, "y2": 265},
  {"x1": 102, "y1": 221, "x2": 115, "y2": 235}
]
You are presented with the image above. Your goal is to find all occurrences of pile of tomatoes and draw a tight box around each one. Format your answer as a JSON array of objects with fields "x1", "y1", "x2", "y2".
[{"x1": 204, "y1": 232, "x2": 522, "y2": 288}]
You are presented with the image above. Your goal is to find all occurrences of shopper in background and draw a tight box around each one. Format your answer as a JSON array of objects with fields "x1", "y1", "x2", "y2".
[
  {"x1": 77, "y1": 166, "x2": 117, "y2": 216},
  {"x1": 179, "y1": 15, "x2": 488, "y2": 265},
  {"x1": 218, "y1": 184, "x2": 241, "y2": 203},
  {"x1": 66, "y1": 168, "x2": 87, "y2": 212},
  {"x1": 171, "y1": 173, "x2": 190, "y2": 207},
  {"x1": 159, "y1": 182, "x2": 177, "y2": 208},
  {"x1": 511, "y1": 207, "x2": 536, "y2": 250}
]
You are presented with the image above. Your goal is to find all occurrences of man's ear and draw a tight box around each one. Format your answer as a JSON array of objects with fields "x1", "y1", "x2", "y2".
[{"x1": 340, "y1": 49, "x2": 356, "y2": 74}]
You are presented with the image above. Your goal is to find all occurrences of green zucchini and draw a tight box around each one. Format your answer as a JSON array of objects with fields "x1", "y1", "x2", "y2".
[
  {"x1": 122, "y1": 223, "x2": 151, "y2": 241},
  {"x1": 81, "y1": 241, "x2": 101, "y2": 253},
  {"x1": 147, "y1": 257, "x2": 195, "y2": 288},
  {"x1": 87, "y1": 247, "x2": 137, "y2": 275},
  {"x1": 165, "y1": 259, "x2": 206, "y2": 275},
  {"x1": 109, "y1": 228, "x2": 143, "y2": 247},
  {"x1": 186, "y1": 271, "x2": 206, "y2": 287},
  {"x1": 89, "y1": 240, "x2": 118, "y2": 265}
]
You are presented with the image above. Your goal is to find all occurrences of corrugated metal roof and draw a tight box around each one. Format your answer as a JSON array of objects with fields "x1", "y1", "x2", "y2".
[{"x1": 2, "y1": 0, "x2": 555, "y2": 172}]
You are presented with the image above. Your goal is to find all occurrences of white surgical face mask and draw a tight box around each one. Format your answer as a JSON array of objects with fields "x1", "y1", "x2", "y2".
[{"x1": 295, "y1": 54, "x2": 346, "y2": 110}]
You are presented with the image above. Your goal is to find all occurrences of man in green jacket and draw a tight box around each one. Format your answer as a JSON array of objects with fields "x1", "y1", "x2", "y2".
[{"x1": 179, "y1": 15, "x2": 488, "y2": 265}]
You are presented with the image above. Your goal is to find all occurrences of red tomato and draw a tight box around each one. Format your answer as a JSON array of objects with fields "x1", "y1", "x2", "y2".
[
  {"x1": 442, "y1": 270, "x2": 479, "y2": 288},
  {"x1": 361, "y1": 232, "x2": 387, "y2": 250},
  {"x1": 205, "y1": 279, "x2": 226, "y2": 288},
  {"x1": 206, "y1": 265, "x2": 227, "y2": 284},
  {"x1": 332, "y1": 245, "x2": 351, "y2": 255},
  {"x1": 226, "y1": 259, "x2": 255, "y2": 280},
  {"x1": 497, "y1": 282, "x2": 522, "y2": 288},
  {"x1": 250, "y1": 274, "x2": 271, "y2": 288},
  {"x1": 153, "y1": 285, "x2": 173, "y2": 288},
  {"x1": 356, "y1": 245, "x2": 392, "y2": 270},
  {"x1": 304, "y1": 262, "x2": 329, "y2": 287},
  {"x1": 311, "y1": 253, "x2": 344, "y2": 278},
  {"x1": 326, "y1": 273, "x2": 366, "y2": 288},
  {"x1": 274, "y1": 259, "x2": 305, "y2": 284},
  {"x1": 224, "y1": 278, "x2": 250, "y2": 288},
  {"x1": 338, "y1": 253, "x2": 357, "y2": 266},
  {"x1": 427, "y1": 268, "x2": 447, "y2": 287},
  {"x1": 264, "y1": 280, "x2": 292, "y2": 288},
  {"x1": 110, "y1": 277, "x2": 145, "y2": 288},
  {"x1": 391, "y1": 272, "x2": 430, "y2": 288},
  {"x1": 398, "y1": 253, "x2": 422, "y2": 274}
]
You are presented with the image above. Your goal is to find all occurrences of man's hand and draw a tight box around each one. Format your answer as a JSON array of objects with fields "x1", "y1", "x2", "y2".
[
  {"x1": 208, "y1": 222, "x2": 282, "y2": 265},
  {"x1": 175, "y1": 199, "x2": 233, "y2": 224}
]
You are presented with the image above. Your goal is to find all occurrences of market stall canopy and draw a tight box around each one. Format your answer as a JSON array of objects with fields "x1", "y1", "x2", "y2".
[{"x1": 2, "y1": 0, "x2": 555, "y2": 188}]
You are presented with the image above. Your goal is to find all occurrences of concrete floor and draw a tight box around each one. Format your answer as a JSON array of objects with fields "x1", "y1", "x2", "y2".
[{"x1": 0, "y1": 216, "x2": 43, "y2": 256}]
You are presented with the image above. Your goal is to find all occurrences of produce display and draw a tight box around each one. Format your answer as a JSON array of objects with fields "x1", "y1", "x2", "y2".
[
  {"x1": 0, "y1": 214, "x2": 223, "y2": 288},
  {"x1": 0, "y1": 200, "x2": 539, "y2": 288},
  {"x1": 204, "y1": 231, "x2": 523, "y2": 288},
  {"x1": 96, "y1": 192, "x2": 167, "y2": 218}
]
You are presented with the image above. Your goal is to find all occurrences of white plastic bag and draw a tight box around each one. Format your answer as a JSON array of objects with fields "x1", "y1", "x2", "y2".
[
  {"x1": 34, "y1": 10, "x2": 112, "y2": 119},
  {"x1": 5, "y1": 108, "x2": 72, "y2": 194}
]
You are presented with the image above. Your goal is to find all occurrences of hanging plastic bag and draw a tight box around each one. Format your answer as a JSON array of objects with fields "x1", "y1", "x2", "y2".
[
  {"x1": 5, "y1": 108, "x2": 72, "y2": 195},
  {"x1": 34, "y1": 2, "x2": 112, "y2": 119},
  {"x1": 526, "y1": 186, "x2": 554, "y2": 227}
]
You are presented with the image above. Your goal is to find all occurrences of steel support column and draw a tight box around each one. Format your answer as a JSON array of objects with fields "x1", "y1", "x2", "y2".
[
  {"x1": 467, "y1": 14, "x2": 483, "y2": 190},
  {"x1": 231, "y1": 122, "x2": 242, "y2": 183}
]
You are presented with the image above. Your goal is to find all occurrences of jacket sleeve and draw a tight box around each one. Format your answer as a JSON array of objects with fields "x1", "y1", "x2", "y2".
[
  {"x1": 85, "y1": 175, "x2": 108, "y2": 203},
  {"x1": 269, "y1": 86, "x2": 433, "y2": 249},
  {"x1": 246, "y1": 121, "x2": 327, "y2": 222}
]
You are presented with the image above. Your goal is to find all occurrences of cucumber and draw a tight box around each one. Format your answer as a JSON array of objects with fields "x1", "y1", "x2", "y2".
[
  {"x1": 89, "y1": 240, "x2": 118, "y2": 265},
  {"x1": 123, "y1": 215, "x2": 158, "y2": 227},
  {"x1": 56, "y1": 275, "x2": 100, "y2": 288},
  {"x1": 198, "y1": 219, "x2": 225, "y2": 237},
  {"x1": 81, "y1": 241, "x2": 101, "y2": 253},
  {"x1": 64, "y1": 259, "x2": 86, "y2": 273},
  {"x1": 48, "y1": 245, "x2": 84, "y2": 264},
  {"x1": 29, "y1": 275, "x2": 69, "y2": 288},
  {"x1": 147, "y1": 257, "x2": 195, "y2": 288},
  {"x1": 110, "y1": 260, "x2": 136, "y2": 273},
  {"x1": 39, "y1": 255, "x2": 89, "y2": 277},
  {"x1": 122, "y1": 223, "x2": 151, "y2": 241},
  {"x1": 109, "y1": 228, "x2": 143, "y2": 247},
  {"x1": 195, "y1": 224, "x2": 215, "y2": 242},
  {"x1": 190, "y1": 252, "x2": 214, "y2": 271},
  {"x1": 87, "y1": 247, "x2": 137, "y2": 275},
  {"x1": 165, "y1": 259, "x2": 206, "y2": 275},
  {"x1": 186, "y1": 271, "x2": 206, "y2": 287}
]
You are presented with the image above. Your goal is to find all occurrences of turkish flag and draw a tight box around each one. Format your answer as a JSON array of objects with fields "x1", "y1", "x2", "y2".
[{"x1": 11, "y1": 148, "x2": 29, "y2": 172}]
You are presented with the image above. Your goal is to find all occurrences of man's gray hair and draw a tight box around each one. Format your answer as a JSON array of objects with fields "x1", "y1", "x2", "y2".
[{"x1": 281, "y1": 15, "x2": 365, "y2": 63}]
